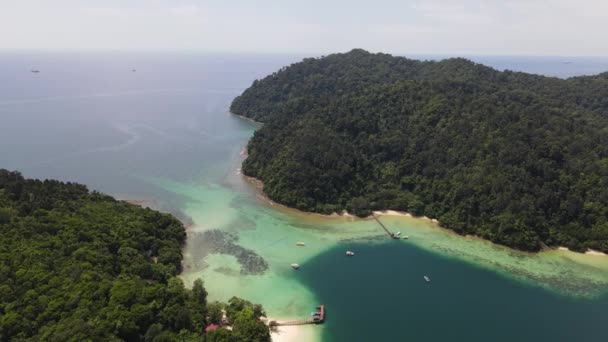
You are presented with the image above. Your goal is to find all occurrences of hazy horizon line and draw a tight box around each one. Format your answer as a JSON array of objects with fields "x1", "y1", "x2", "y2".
[{"x1": 1, "y1": 48, "x2": 608, "y2": 59}]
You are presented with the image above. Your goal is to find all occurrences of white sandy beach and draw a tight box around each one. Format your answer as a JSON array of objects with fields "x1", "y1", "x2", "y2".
[
  {"x1": 372, "y1": 209, "x2": 412, "y2": 217},
  {"x1": 329, "y1": 210, "x2": 355, "y2": 218},
  {"x1": 558, "y1": 246, "x2": 606, "y2": 256},
  {"x1": 267, "y1": 318, "x2": 320, "y2": 342},
  {"x1": 270, "y1": 325, "x2": 302, "y2": 342}
]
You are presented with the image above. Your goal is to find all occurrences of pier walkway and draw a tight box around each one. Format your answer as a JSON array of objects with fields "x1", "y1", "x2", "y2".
[
  {"x1": 275, "y1": 305, "x2": 325, "y2": 326},
  {"x1": 371, "y1": 213, "x2": 400, "y2": 239}
]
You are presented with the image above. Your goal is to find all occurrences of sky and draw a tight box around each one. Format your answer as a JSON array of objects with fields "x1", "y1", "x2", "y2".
[{"x1": 1, "y1": 0, "x2": 607, "y2": 56}]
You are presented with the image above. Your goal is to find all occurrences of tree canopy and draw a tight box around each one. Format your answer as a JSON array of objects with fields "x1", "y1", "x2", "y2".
[
  {"x1": 231, "y1": 49, "x2": 608, "y2": 252},
  {"x1": 0, "y1": 170, "x2": 270, "y2": 341}
]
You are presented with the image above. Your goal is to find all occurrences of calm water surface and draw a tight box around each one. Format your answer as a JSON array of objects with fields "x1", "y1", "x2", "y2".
[{"x1": 1, "y1": 52, "x2": 608, "y2": 341}]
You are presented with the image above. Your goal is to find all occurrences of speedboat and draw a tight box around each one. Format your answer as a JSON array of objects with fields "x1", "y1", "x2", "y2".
[
  {"x1": 346, "y1": 251, "x2": 355, "y2": 256},
  {"x1": 424, "y1": 275, "x2": 431, "y2": 282},
  {"x1": 291, "y1": 263, "x2": 300, "y2": 269}
]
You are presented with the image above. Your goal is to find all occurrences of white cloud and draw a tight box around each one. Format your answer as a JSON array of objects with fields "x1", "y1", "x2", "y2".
[
  {"x1": 0, "y1": 0, "x2": 606, "y2": 55},
  {"x1": 169, "y1": 5, "x2": 203, "y2": 17}
]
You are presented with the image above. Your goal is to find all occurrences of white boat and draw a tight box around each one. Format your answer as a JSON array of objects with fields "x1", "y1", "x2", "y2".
[
  {"x1": 424, "y1": 275, "x2": 431, "y2": 282},
  {"x1": 291, "y1": 263, "x2": 300, "y2": 269},
  {"x1": 346, "y1": 251, "x2": 355, "y2": 256},
  {"x1": 402, "y1": 236, "x2": 409, "y2": 240},
  {"x1": 296, "y1": 242, "x2": 305, "y2": 246},
  {"x1": 395, "y1": 231, "x2": 401, "y2": 236}
]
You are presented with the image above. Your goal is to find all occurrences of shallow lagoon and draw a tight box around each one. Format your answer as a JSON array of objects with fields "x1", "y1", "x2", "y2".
[{"x1": 152, "y1": 152, "x2": 608, "y2": 341}]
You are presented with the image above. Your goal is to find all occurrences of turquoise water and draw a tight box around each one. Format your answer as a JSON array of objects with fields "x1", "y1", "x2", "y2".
[{"x1": 1, "y1": 52, "x2": 608, "y2": 341}]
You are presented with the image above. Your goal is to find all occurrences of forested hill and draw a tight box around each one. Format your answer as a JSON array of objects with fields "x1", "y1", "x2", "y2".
[
  {"x1": 231, "y1": 49, "x2": 608, "y2": 253},
  {"x1": 0, "y1": 170, "x2": 270, "y2": 341}
]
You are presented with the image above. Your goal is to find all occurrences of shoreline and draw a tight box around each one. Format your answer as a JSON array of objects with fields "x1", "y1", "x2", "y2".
[
  {"x1": 559, "y1": 246, "x2": 608, "y2": 256},
  {"x1": 243, "y1": 174, "x2": 356, "y2": 220},
  {"x1": 115, "y1": 195, "x2": 157, "y2": 208},
  {"x1": 242, "y1": 174, "x2": 606, "y2": 258},
  {"x1": 270, "y1": 325, "x2": 299, "y2": 342},
  {"x1": 268, "y1": 324, "x2": 307, "y2": 342},
  {"x1": 243, "y1": 174, "x2": 447, "y2": 226},
  {"x1": 265, "y1": 317, "x2": 320, "y2": 342},
  {"x1": 243, "y1": 175, "x2": 423, "y2": 221},
  {"x1": 231, "y1": 112, "x2": 265, "y2": 126}
]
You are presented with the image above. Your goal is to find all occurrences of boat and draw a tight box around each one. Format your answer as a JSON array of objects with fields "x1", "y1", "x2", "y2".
[
  {"x1": 291, "y1": 263, "x2": 300, "y2": 269},
  {"x1": 402, "y1": 235, "x2": 409, "y2": 240},
  {"x1": 346, "y1": 251, "x2": 355, "y2": 256},
  {"x1": 296, "y1": 242, "x2": 305, "y2": 246},
  {"x1": 31, "y1": 70, "x2": 40, "y2": 73},
  {"x1": 424, "y1": 275, "x2": 431, "y2": 282},
  {"x1": 395, "y1": 231, "x2": 401, "y2": 236}
]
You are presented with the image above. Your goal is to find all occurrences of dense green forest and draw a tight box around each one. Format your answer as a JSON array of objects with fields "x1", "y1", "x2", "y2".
[
  {"x1": 231, "y1": 49, "x2": 608, "y2": 252},
  {"x1": 0, "y1": 170, "x2": 270, "y2": 342}
]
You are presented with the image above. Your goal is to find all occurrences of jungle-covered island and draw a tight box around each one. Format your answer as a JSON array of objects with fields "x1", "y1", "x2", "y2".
[
  {"x1": 231, "y1": 49, "x2": 608, "y2": 253},
  {"x1": 0, "y1": 170, "x2": 270, "y2": 342}
]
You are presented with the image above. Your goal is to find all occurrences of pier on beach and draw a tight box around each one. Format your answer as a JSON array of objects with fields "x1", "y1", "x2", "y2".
[
  {"x1": 371, "y1": 213, "x2": 400, "y2": 239},
  {"x1": 275, "y1": 305, "x2": 325, "y2": 326}
]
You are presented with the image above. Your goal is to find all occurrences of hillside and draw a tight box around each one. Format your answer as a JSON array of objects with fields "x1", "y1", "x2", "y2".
[
  {"x1": 231, "y1": 49, "x2": 608, "y2": 252},
  {"x1": 0, "y1": 170, "x2": 269, "y2": 341}
]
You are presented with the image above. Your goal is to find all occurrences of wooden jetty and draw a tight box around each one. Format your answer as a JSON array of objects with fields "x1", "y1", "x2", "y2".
[
  {"x1": 371, "y1": 214, "x2": 400, "y2": 239},
  {"x1": 275, "y1": 305, "x2": 325, "y2": 326}
]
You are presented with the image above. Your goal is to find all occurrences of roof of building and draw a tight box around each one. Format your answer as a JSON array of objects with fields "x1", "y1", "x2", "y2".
[{"x1": 205, "y1": 324, "x2": 220, "y2": 333}]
